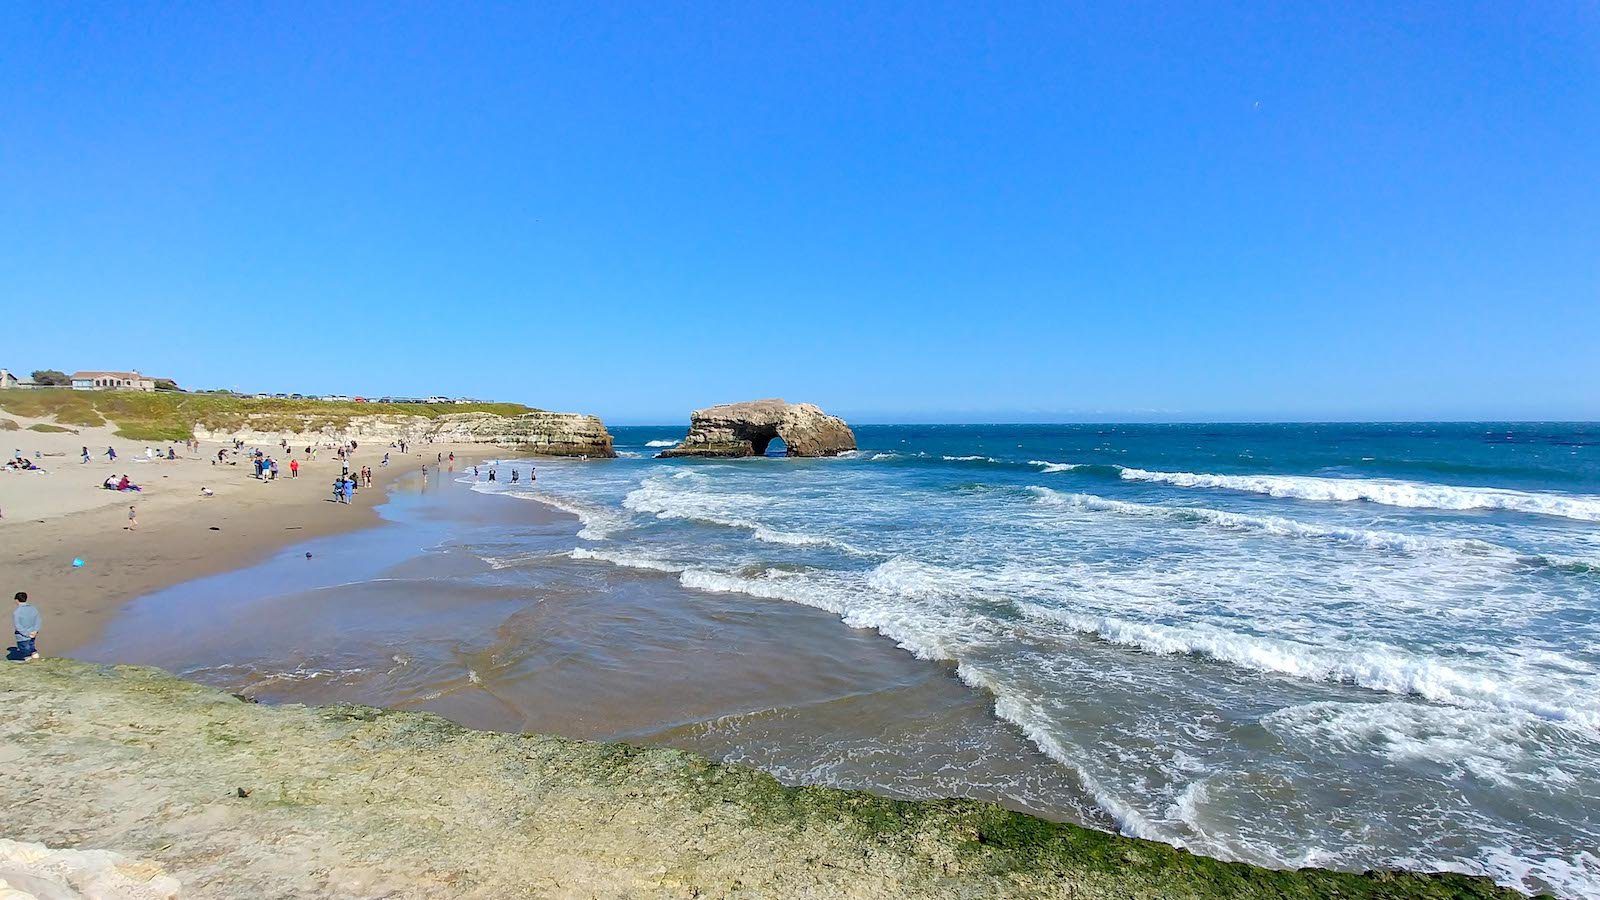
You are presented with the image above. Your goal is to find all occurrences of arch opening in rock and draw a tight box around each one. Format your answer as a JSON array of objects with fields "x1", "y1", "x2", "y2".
[{"x1": 657, "y1": 400, "x2": 856, "y2": 459}]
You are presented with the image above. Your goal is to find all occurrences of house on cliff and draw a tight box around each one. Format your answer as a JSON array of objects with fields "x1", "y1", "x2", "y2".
[
  {"x1": 0, "y1": 369, "x2": 40, "y2": 389},
  {"x1": 71, "y1": 370, "x2": 159, "y2": 392}
]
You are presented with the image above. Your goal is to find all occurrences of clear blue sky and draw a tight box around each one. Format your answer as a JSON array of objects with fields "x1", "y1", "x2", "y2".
[{"x1": 3, "y1": 2, "x2": 1596, "y2": 424}]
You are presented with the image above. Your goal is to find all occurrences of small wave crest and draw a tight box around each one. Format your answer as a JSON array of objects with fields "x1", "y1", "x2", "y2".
[
  {"x1": 645, "y1": 439, "x2": 677, "y2": 447},
  {"x1": 1029, "y1": 459, "x2": 1084, "y2": 474}
]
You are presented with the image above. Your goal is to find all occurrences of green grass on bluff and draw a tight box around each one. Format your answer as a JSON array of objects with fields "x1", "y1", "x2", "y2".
[{"x1": 0, "y1": 389, "x2": 534, "y2": 441}]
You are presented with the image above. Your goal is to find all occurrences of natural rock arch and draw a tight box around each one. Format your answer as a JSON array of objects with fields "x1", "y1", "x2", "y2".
[{"x1": 657, "y1": 399, "x2": 856, "y2": 458}]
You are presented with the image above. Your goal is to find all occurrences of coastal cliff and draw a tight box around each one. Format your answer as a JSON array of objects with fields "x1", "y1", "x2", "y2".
[
  {"x1": 0, "y1": 660, "x2": 1515, "y2": 899},
  {"x1": 0, "y1": 390, "x2": 616, "y2": 456},
  {"x1": 194, "y1": 410, "x2": 616, "y2": 457},
  {"x1": 658, "y1": 399, "x2": 856, "y2": 458}
]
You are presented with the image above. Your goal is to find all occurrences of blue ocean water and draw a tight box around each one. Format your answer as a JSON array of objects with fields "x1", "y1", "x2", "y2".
[{"x1": 489, "y1": 422, "x2": 1600, "y2": 896}]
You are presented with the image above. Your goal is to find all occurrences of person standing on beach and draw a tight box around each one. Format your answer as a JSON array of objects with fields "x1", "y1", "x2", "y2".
[
  {"x1": 81, "y1": 446, "x2": 90, "y2": 464},
  {"x1": 13, "y1": 593, "x2": 40, "y2": 661},
  {"x1": 105, "y1": 446, "x2": 116, "y2": 461},
  {"x1": 127, "y1": 505, "x2": 138, "y2": 530}
]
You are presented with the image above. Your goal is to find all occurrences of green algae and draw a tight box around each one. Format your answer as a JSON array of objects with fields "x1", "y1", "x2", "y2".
[{"x1": 0, "y1": 659, "x2": 1535, "y2": 899}]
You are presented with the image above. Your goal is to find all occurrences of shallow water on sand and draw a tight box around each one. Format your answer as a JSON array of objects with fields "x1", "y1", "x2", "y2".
[
  {"x1": 84, "y1": 423, "x2": 1600, "y2": 897},
  {"x1": 79, "y1": 471, "x2": 1109, "y2": 827}
]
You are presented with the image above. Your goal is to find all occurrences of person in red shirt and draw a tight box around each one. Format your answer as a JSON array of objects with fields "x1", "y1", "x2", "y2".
[{"x1": 289, "y1": 459, "x2": 299, "y2": 478}]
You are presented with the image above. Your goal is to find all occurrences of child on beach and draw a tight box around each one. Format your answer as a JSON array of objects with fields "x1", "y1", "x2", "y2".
[
  {"x1": 13, "y1": 592, "x2": 40, "y2": 661},
  {"x1": 128, "y1": 505, "x2": 138, "y2": 530}
]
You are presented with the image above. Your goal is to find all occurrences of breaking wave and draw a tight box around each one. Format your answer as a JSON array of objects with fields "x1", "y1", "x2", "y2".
[{"x1": 1117, "y1": 468, "x2": 1600, "y2": 522}]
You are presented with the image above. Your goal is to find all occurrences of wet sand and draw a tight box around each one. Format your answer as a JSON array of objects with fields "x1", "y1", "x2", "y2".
[{"x1": 75, "y1": 467, "x2": 1112, "y2": 826}]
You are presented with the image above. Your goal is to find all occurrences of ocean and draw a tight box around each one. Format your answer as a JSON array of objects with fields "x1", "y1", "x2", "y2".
[{"x1": 84, "y1": 422, "x2": 1600, "y2": 897}]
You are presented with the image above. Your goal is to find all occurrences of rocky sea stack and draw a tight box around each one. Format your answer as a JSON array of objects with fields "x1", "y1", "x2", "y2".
[{"x1": 657, "y1": 399, "x2": 856, "y2": 458}]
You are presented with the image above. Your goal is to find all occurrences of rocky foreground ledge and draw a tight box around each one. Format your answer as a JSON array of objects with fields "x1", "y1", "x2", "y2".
[{"x1": 0, "y1": 660, "x2": 1517, "y2": 899}]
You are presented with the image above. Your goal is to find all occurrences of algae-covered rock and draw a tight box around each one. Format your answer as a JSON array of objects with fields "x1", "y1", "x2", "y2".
[{"x1": 0, "y1": 659, "x2": 1522, "y2": 899}]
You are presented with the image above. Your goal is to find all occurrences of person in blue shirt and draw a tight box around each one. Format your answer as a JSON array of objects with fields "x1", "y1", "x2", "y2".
[{"x1": 13, "y1": 592, "x2": 40, "y2": 661}]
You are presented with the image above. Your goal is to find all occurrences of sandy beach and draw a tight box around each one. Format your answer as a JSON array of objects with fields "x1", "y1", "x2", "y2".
[{"x1": 2, "y1": 412, "x2": 495, "y2": 654}]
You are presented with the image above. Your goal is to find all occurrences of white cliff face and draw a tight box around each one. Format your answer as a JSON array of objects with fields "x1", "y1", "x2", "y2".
[
  {"x1": 658, "y1": 399, "x2": 856, "y2": 458},
  {"x1": 194, "y1": 411, "x2": 615, "y2": 457}
]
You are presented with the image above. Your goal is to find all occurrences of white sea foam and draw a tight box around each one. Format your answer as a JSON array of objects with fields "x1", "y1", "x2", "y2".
[
  {"x1": 486, "y1": 485, "x2": 629, "y2": 540},
  {"x1": 645, "y1": 439, "x2": 677, "y2": 447},
  {"x1": 622, "y1": 478, "x2": 867, "y2": 554},
  {"x1": 254, "y1": 665, "x2": 367, "y2": 685},
  {"x1": 479, "y1": 551, "x2": 567, "y2": 570},
  {"x1": 569, "y1": 546, "x2": 686, "y2": 573},
  {"x1": 1459, "y1": 847, "x2": 1600, "y2": 900},
  {"x1": 1262, "y1": 701, "x2": 1588, "y2": 789},
  {"x1": 1028, "y1": 487, "x2": 1506, "y2": 556},
  {"x1": 1118, "y1": 468, "x2": 1600, "y2": 522},
  {"x1": 943, "y1": 455, "x2": 998, "y2": 462},
  {"x1": 657, "y1": 555, "x2": 1181, "y2": 843},
  {"x1": 1013, "y1": 602, "x2": 1600, "y2": 731}
]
